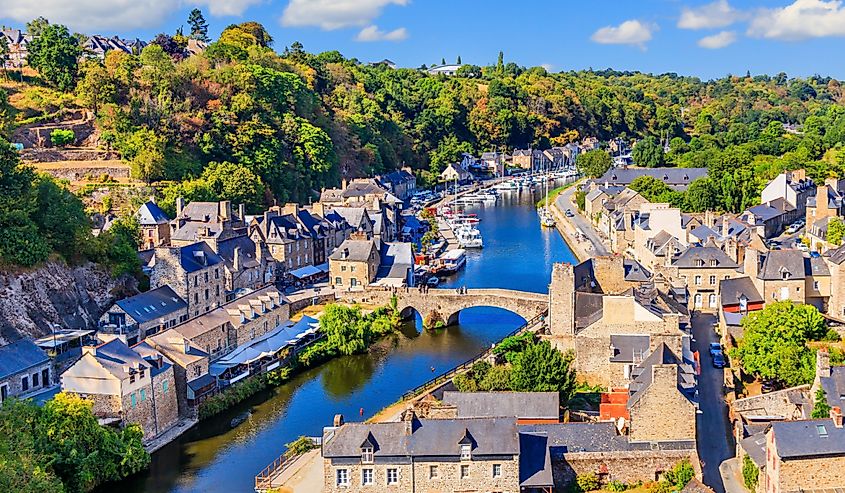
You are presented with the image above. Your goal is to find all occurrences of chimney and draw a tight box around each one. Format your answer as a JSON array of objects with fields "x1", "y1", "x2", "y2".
[
  {"x1": 183, "y1": 338, "x2": 191, "y2": 354},
  {"x1": 825, "y1": 177, "x2": 840, "y2": 191},
  {"x1": 704, "y1": 210, "x2": 715, "y2": 228},
  {"x1": 744, "y1": 248, "x2": 761, "y2": 279},
  {"x1": 149, "y1": 195, "x2": 157, "y2": 204},
  {"x1": 817, "y1": 348, "x2": 832, "y2": 380},
  {"x1": 333, "y1": 414, "x2": 344, "y2": 427},
  {"x1": 402, "y1": 409, "x2": 417, "y2": 435},
  {"x1": 233, "y1": 246, "x2": 242, "y2": 271},
  {"x1": 283, "y1": 203, "x2": 299, "y2": 216},
  {"x1": 342, "y1": 178, "x2": 348, "y2": 190},
  {"x1": 312, "y1": 202, "x2": 325, "y2": 218},
  {"x1": 341, "y1": 248, "x2": 349, "y2": 259},
  {"x1": 831, "y1": 406, "x2": 843, "y2": 428},
  {"x1": 176, "y1": 197, "x2": 185, "y2": 216},
  {"x1": 220, "y1": 200, "x2": 232, "y2": 221},
  {"x1": 238, "y1": 203, "x2": 245, "y2": 220}
]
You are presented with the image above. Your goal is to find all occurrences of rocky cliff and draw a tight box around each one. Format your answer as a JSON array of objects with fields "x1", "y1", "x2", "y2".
[{"x1": 0, "y1": 261, "x2": 137, "y2": 343}]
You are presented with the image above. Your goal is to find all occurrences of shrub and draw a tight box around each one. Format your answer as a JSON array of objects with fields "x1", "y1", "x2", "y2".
[
  {"x1": 285, "y1": 436, "x2": 317, "y2": 458},
  {"x1": 606, "y1": 480, "x2": 627, "y2": 492},
  {"x1": 198, "y1": 374, "x2": 268, "y2": 420},
  {"x1": 50, "y1": 128, "x2": 75, "y2": 147},
  {"x1": 575, "y1": 472, "x2": 600, "y2": 491},
  {"x1": 742, "y1": 454, "x2": 759, "y2": 490}
]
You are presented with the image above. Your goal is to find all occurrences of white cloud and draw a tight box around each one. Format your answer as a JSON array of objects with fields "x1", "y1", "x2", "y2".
[
  {"x1": 282, "y1": 0, "x2": 409, "y2": 30},
  {"x1": 0, "y1": 0, "x2": 175, "y2": 31},
  {"x1": 697, "y1": 30, "x2": 737, "y2": 48},
  {"x1": 189, "y1": 0, "x2": 264, "y2": 16},
  {"x1": 678, "y1": 0, "x2": 745, "y2": 29},
  {"x1": 590, "y1": 20, "x2": 655, "y2": 49},
  {"x1": 355, "y1": 25, "x2": 407, "y2": 42},
  {"x1": 541, "y1": 63, "x2": 554, "y2": 72},
  {"x1": 748, "y1": 0, "x2": 845, "y2": 41}
]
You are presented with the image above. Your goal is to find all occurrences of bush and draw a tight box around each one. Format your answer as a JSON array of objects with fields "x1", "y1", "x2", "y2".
[
  {"x1": 575, "y1": 472, "x2": 600, "y2": 491},
  {"x1": 50, "y1": 129, "x2": 75, "y2": 147},
  {"x1": 742, "y1": 454, "x2": 759, "y2": 490},
  {"x1": 662, "y1": 459, "x2": 695, "y2": 489},
  {"x1": 198, "y1": 374, "x2": 268, "y2": 420},
  {"x1": 606, "y1": 480, "x2": 627, "y2": 492},
  {"x1": 285, "y1": 436, "x2": 317, "y2": 458}
]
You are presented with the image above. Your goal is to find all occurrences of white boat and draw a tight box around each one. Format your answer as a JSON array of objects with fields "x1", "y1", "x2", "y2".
[
  {"x1": 437, "y1": 248, "x2": 467, "y2": 274},
  {"x1": 493, "y1": 181, "x2": 518, "y2": 191},
  {"x1": 456, "y1": 226, "x2": 483, "y2": 248}
]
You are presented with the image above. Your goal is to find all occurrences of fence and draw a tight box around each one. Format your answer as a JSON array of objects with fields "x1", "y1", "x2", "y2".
[
  {"x1": 400, "y1": 310, "x2": 548, "y2": 401},
  {"x1": 254, "y1": 437, "x2": 322, "y2": 492}
]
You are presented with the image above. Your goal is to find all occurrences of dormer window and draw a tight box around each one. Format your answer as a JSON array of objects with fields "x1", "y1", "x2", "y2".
[
  {"x1": 695, "y1": 259, "x2": 704, "y2": 267},
  {"x1": 782, "y1": 271, "x2": 791, "y2": 280},
  {"x1": 460, "y1": 444, "x2": 471, "y2": 460},
  {"x1": 361, "y1": 446, "x2": 373, "y2": 463},
  {"x1": 710, "y1": 259, "x2": 717, "y2": 267}
]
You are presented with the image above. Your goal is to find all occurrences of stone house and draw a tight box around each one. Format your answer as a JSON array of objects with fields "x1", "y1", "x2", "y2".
[
  {"x1": 760, "y1": 170, "x2": 814, "y2": 218},
  {"x1": 146, "y1": 331, "x2": 215, "y2": 416},
  {"x1": 0, "y1": 340, "x2": 52, "y2": 403},
  {"x1": 321, "y1": 178, "x2": 403, "y2": 215},
  {"x1": 742, "y1": 202, "x2": 789, "y2": 239},
  {"x1": 744, "y1": 248, "x2": 830, "y2": 311},
  {"x1": 626, "y1": 344, "x2": 697, "y2": 442},
  {"x1": 668, "y1": 245, "x2": 741, "y2": 312},
  {"x1": 329, "y1": 235, "x2": 381, "y2": 289},
  {"x1": 764, "y1": 415, "x2": 845, "y2": 493},
  {"x1": 150, "y1": 242, "x2": 226, "y2": 317},
  {"x1": 825, "y1": 244, "x2": 845, "y2": 319},
  {"x1": 718, "y1": 276, "x2": 764, "y2": 345},
  {"x1": 592, "y1": 167, "x2": 708, "y2": 192},
  {"x1": 480, "y1": 151, "x2": 505, "y2": 176},
  {"x1": 377, "y1": 168, "x2": 417, "y2": 201},
  {"x1": 806, "y1": 177, "x2": 845, "y2": 235},
  {"x1": 170, "y1": 199, "x2": 249, "y2": 248},
  {"x1": 61, "y1": 339, "x2": 178, "y2": 440},
  {"x1": 215, "y1": 235, "x2": 274, "y2": 301},
  {"x1": 435, "y1": 391, "x2": 560, "y2": 424},
  {"x1": 440, "y1": 162, "x2": 473, "y2": 183},
  {"x1": 322, "y1": 412, "x2": 521, "y2": 493},
  {"x1": 250, "y1": 208, "x2": 315, "y2": 279},
  {"x1": 326, "y1": 206, "x2": 374, "y2": 240},
  {"x1": 310, "y1": 204, "x2": 356, "y2": 257},
  {"x1": 137, "y1": 199, "x2": 171, "y2": 249},
  {"x1": 511, "y1": 149, "x2": 550, "y2": 171},
  {"x1": 99, "y1": 285, "x2": 189, "y2": 345},
  {"x1": 0, "y1": 29, "x2": 32, "y2": 69}
]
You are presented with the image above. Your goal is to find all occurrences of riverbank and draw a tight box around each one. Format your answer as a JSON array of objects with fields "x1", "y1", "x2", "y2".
[{"x1": 549, "y1": 179, "x2": 610, "y2": 261}]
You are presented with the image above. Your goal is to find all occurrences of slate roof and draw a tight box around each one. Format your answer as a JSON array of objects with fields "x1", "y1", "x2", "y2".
[
  {"x1": 323, "y1": 417, "x2": 519, "y2": 458},
  {"x1": 771, "y1": 419, "x2": 845, "y2": 458},
  {"x1": 672, "y1": 246, "x2": 739, "y2": 269},
  {"x1": 596, "y1": 167, "x2": 708, "y2": 189},
  {"x1": 518, "y1": 432, "x2": 553, "y2": 487},
  {"x1": 739, "y1": 431, "x2": 767, "y2": 467},
  {"x1": 720, "y1": 276, "x2": 763, "y2": 306},
  {"x1": 331, "y1": 238, "x2": 378, "y2": 263},
  {"x1": 746, "y1": 203, "x2": 784, "y2": 222},
  {"x1": 377, "y1": 242, "x2": 413, "y2": 280},
  {"x1": 819, "y1": 366, "x2": 845, "y2": 409},
  {"x1": 826, "y1": 244, "x2": 845, "y2": 265},
  {"x1": 330, "y1": 207, "x2": 370, "y2": 229},
  {"x1": 378, "y1": 169, "x2": 415, "y2": 186},
  {"x1": 115, "y1": 285, "x2": 187, "y2": 324},
  {"x1": 689, "y1": 225, "x2": 720, "y2": 243},
  {"x1": 137, "y1": 200, "x2": 170, "y2": 225},
  {"x1": 216, "y1": 235, "x2": 261, "y2": 270},
  {"x1": 520, "y1": 422, "x2": 634, "y2": 453},
  {"x1": 627, "y1": 343, "x2": 696, "y2": 409},
  {"x1": 176, "y1": 242, "x2": 224, "y2": 273},
  {"x1": 758, "y1": 249, "x2": 807, "y2": 280},
  {"x1": 94, "y1": 339, "x2": 151, "y2": 380},
  {"x1": 623, "y1": 259, "x2": 652, "y2": 282},
  {"x1": 609, "y1": 334, "x2": 650, "y2": 363},
  {"x1": 441, "y1": 392, "x2": 559, "y2": 420},
  {"x1": 0, "y1": 340, "x2": 49, "y2": 380}
]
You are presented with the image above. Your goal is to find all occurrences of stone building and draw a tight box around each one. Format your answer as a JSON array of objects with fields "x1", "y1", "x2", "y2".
[
  {"x1": 61, "y1": 339, "x2": 178, "y2": 440},
  {"x1": 668, "y1": 245, "x2": 740, "y2": 312},
  {"x1": 250, "y1": 207, "x2": 315, "y2": 279},
  {"x1": 329, "y1": 235, "x2": 381, "y2": 289},
  {"x1": 150, "y1": 242, "x2": 226, "y2": 317},
  {"x1": 322, "y1": 412, "x2": 521, "y2": 493},
  {"x1": 377, "y1": 168, "x2": 417, "y2": 201},
  {"x1": 137, "y1": 199, "x2": 171, "y2": 249},
  {"x1": 99, "y1": 285, "x2": 189, "y2": 345},
  {"x1": 764, "y1": 415, "x2": 845, "y2": 493},
  {"x1": 215, "y1": 235, "x2": 274, "y2": 301},
  {"x1": 146, "y1": 331, "x2": 214, "y2": 416},
  {"x1": 440, "y1": 162, "x2": 473, "y2": 183},
  {"x1": 760, "y1": 169, "x2": 814, "y2": 218},
  {"x1": 806, "y1": 177, "x2": 845, "y2": 235},
  {"x1": 0, "y1": 340, "x2": 52, "y2": 403},
  {"x1": 744, "y1": 248, "x2": 830, "y2": 310},
  {"x1": 169, "y1": 199, "x2": 249, "y2": 248},
  {"x1": 824, "y1": 244, "x2": 845, "y2": 319}
]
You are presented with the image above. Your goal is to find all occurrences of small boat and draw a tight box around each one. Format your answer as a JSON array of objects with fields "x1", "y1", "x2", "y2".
[
  {"x1": 437, "y1": 248, "x2": 467, "y2": 274},
  {"x1": 456, "y1": 227, "x2": 483, "y2": 248}
]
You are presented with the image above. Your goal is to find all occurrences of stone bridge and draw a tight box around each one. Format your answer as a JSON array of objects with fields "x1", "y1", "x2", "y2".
[{"x1": 339, "y1": 287, "x2": 549, "y2": 326}]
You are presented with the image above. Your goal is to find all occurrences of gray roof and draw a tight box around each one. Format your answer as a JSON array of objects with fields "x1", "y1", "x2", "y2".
[
  {"x1": 378, "y1": 170, "x2": 415, "y2": 186},
  {"x1": 330, "y1": 238, "x2": 378, "y2": 262},
  {"x1": 746, "y1": 203, "x2": 783, "y2": 222},
  {"x1": 0, "y1": 340, "x2": 49, "y2": 380},
  {"x1": 137, "y1": 200, "x2": 169, "y2": 225},
  {"x1": 330, "y1": 207, "x2": 370, "y2": 229},
  {"x1": 377, "y1": 242, "x2": 413, "y2": 280},
  {"x1": 609, "y1": 335, "x2": 650, "y2": 363},
  {"x1": 175, "y1": 242, "x2": 224, "y2": 273},
  {"x1": 623, "y1": 258, "x2": 652, "y2": 282},
  {"x1": 758, "y1": 250, "x2": 824, "y2": 280},
  {"x1": 115, "y1": 285, "x2": 187, "y2": 324},
  {"x1": 441, "y1": 391, "x2": 559, "y2": 420},
  {"x1": 216, "y1": 235, "x2": 261, "y2": 270},
  {"x1": 820, "y1": 366, "x2": 845, "y2": 409},
  {"x1": 94, "y1": 339, "x2": 151, "y2": 380},
  {"x1": 672, "y1": 246, "x2": 739, "y2": 269},
  {"x1": 627, "y1": 343, "x2": 696, "y2": 409},
  {"x1": 689, "y1": 225, "x2": 720, "y2": 243},
  {"x1": 323, "y1": 417, "x2": 519, "y2": 458},
  {"x1": 520, "y1": 422, "x2": 634, "y2": 453},
  {"x1": 596, "y1": 167, "x2": 708, "y2": 189},
  {"x1": 740, "y1": 431, "x2": 768, "y2": 467},
  {"x1": 682, "y1": 478, "x2": 715, "y2": 493},
  {"x1": 720, "y1": 276, "x2": 763, "y2": 306},
  {"x1": 771, "y1": 419, "x2": 845, "y2": 458},
  {"x1": 518, "y1": 432, "x2": 553, "y2": 487},
  {"x1": 826, "y1": 244, "x2": 845, "y2": 265}
]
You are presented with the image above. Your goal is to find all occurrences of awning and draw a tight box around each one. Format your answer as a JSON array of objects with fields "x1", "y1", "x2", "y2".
[
  {"x1": 289, "y1": 265, "x2": 322, "y2": 279},
  {"x1": 210, "y1": 316, "x2": 320, "y2": 373},
  {"x1": 34, "y1": 330, "x2": 95, "y2": 349},
  {"x1": 315, "y1": 262, "x2": 329, "y2": 273}
]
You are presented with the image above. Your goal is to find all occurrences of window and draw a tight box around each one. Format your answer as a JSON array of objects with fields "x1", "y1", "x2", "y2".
[
  {"x1": 194, "y1": 276, "x2": 199, "y2": 287},
  {"x1": 695, "y1": 259, "x2": 704, "y2": 267},
  {"x1": 709, "y1": 294, "x2": 717, "y2": 308},
  {"x1": 460, "y1": 464, "x2": 470, "y2": 479},
  {"x1": 709, "y1": 275, "x2": 716, "y2": 285},
  {"x1": 0, "y1": 384, "x2": 7, "y2": 402},
  {"x1": 694, "y1": 293, "x2": 702, "y2": 308},
  {"x1": 361, "y1": 447, "x2": 373, "y2": 463},
  {"x1": 341, "y1": 265, "x2": 347, "y2": 272},
  {"x1": 351, "y1": 278, "x2": 358, "y2": 287},
  {"x1": 205, "y1": 289, "x2": 209, "y2": 300},
  {"x1": 41, "y1": 369, "x2": 49, "y2": 387},
  {"x1": 335, "y1": 277, "x2": 342, "y2": 285},
  {"x1": 204, "y1": 272, "x2": 209, "y2": 283},
  {"x1": 20, "y1": 376, "x2": 28, "y2": 392},
  {"x1": 163, "y1": 381, "x2": 169, "y2": 393},
  {"x1": 350, "y1": 266, "x2": 356, "y2": 272},
  {"x1": 215, "y1": 269, "x2": 219, "y2": 279},
  {"x1": 386, "y1": 468, "x2": 398, "y2": 485},
  {"x1": 336, "y1": 469, "x2": 349, "y2": 486},
  {"x1": 694, "y1": 275, "x2": 702, "y2": 286},
  {"x1": 32, "y1": 372, "x2": 39, "y2": 387},
  {"x1": 460, "y1": 444, "x2": 471, "y2": 460},
  {"x1": 361, "y1": 468, "x2": 373, "y2": 485},
  {"x1": 780, "y1": 287, "x2": 790, "y2": 300},
  {"x1": 429, "y1": 465, "x2": 439, "y2": 479},
  {"x1": 130, "y1": 393, "x2": 137, "y2": 408},
  {"x1": 814, "y1": 281, "x2": 820, "y2": 291},
  {"x1": 493, "y1": 464, "x2": 502, "y2": 478},
  {"x1": 216, "y1": 286, "x2": 220, "y2": 297},
  {"x1": 140, "y1": 389, "x2": 146, "y2": 402}
]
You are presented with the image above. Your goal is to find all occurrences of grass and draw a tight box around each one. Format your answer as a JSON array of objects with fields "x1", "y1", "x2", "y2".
[{"x1": 535, "y1": 180, "x2": 579, "y2": 208}]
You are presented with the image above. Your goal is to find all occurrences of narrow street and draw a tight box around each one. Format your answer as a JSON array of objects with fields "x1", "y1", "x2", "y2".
[
  {"x1": 691, "y1": 313, "x2": 735, "y2": 493},
  {"x1": 556, "y1": 185, "x2": 610, "y2": 256}
]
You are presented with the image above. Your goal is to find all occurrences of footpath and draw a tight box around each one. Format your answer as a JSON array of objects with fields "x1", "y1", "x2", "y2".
[{"x1": 548, "y1": 181, "x2": 609, "y2": 261}]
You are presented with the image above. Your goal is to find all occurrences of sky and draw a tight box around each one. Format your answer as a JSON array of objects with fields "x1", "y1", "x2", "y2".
[{"x1": 2, "y1": 0, "x2": 845, "y2": 80}]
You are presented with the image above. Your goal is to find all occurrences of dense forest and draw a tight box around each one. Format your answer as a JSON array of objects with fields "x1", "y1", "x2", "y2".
[{"x1": 4, "y1": 14, "x2": 845, "y2": 267}]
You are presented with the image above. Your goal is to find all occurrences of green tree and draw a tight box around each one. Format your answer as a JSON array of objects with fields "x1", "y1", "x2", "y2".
[
  {"x1": 320, "y1": 304, "x2": 368, "y2": 355},
  {"x1": 0, "y1": 36, "x2": 8, "y2": 79},
  {"x1": 26, "y1": 23, "x2": 82, "y2": 91},
  {"x1": 732, "y1": 301, "x2": 826, "y2": 386},
  {"x1": 828, "y1": 217, "x2": 845, "y2": 246},
  {"x1": 26, "y1": 17, "x2": 50, "y2": 37},
  {"x1": 509, "y1": 342, "x2": 576, "y2": 403},
  {"x1": 0, "y1": 138, "x2": 50, "y2": 266},
  {"x1": 662, "y1": 459, "x2": 695, "y2": 489},
  {"x1": 684, "y1": 177, "x2": 719, "y2": 212},
  {"x1": 629, "y1": 175, "x2": 671, "y2": 201},
  {"x1": 429, "y1": 135, "x2": 473, "y2": 174},
  {"x1": 576, "y1": 149, "x2": 612, "y2": 178},
  {"x1": 76, "y1": 59, "x2": 116, "y2": 113},
  {"x1": 121, "y1": 128, "x2": 166, "y2": 182},
  {"x1": 32, "y1": 176, "x2": 89, "y2": 260},
  {"x1": 50, "y1": 129, "x2": 75, "y2": 147},
  {"x1": 200, "y1": 161, "x2": 266, "y2": 213},
  {"x1": 631, "y1": 136, "x2": 665, "y2": 168},
  {"x1": 742, "y1": 454, "x2": 759, "y2": 490},
  {"x1": 812, "y1": 388, "x2": 833, "y2": 419},
  {"x1": 187, "y1": 8, "x2": 210, "y2": 42}
]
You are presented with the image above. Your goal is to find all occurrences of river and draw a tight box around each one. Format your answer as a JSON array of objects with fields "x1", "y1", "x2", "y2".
[{"x1": 119, "y1": 185, "x2": 577, "y2": 493}]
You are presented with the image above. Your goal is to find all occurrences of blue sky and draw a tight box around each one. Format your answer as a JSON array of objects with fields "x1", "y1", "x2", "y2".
[{"x1": 2, "y1": 0, "x2": 845, "y2": 79}]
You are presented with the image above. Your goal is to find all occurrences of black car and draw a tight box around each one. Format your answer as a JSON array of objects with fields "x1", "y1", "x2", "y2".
[{"x1": 712, "y1": 352, "x2": 726, "y2": 368}]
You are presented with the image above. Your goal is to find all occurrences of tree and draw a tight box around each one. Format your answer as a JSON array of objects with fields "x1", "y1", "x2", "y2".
[
  {"x1": 429, "y1": 135, "x2": 473, "y2": 174},
  {"x1": 25, "y1": 17, "x2": 50, "y2": 37},
  {"x1": 26, "y1": 23, "x2": 81, "y2": 91},
  {"x1": 321, "y1": 304, "x2": 368, "y2": 355},
  {"x1": 631, "y1": 136, "x2": 665, "y2": 168},
  {"x1": 76, "y1": 59, "x2": 116, "y2": 113},
  {"x1": 828, "y1": 217, "x2": 845, "y2": 246},
  {"x1": 49, "y1": 129, "x2": 74, "y2": 147},
  {"x1": 0, "y1": 36, "x2": 8, "y2": 79},
  {"x1": 32, "y1": 176, "x2": 89, "y2": 259},
  {"x1": 224, "y1": 21, "x2": 273, "y2": 48},
  {"x1": 732, "y1": 301, "x2": 826, "y2": 386},
  {"x1": 509, "y1": 341, "x2": 576, "y2": 403},
  {"x1": 812, "y1": 388, "x2": 832, "y2": 419},
  {"x1": 497, "y1": 51, "x2": 504, "y2": 73},
  {"x1": 121, "y1": 128, "x2": 166, "y2": 182},
  {"x1": 0, "y1": 137, "x2": 51, "y2": 266},
  {"x1": 742, "y1": 454, "x2": 759, "y2": 490},
  {"x1": 200, "y1": 161, "x2": 266, "y2": 213},
  {"x1": 187, "y1": 8, "x2": 210, "y2": 42},
  {"x1": 456, "y1": 55, "x2": 461, "y2": 64},
  {"x1": 629, "y1": 175, "x2": 671, "y2": 201},
  {"x1": 684, "y1": 177, "x2": 719, "y2": 212},
  {"x1": 150, "y1": 33, "x2": 186, "y2": 60},
  {"x1": 576, "y1": 149, "x2": 612, "y2": 178}
]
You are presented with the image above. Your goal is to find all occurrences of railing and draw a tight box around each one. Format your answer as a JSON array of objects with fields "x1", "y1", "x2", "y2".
[
  {"x1": 400, "y1": 310, "x2": 548, "y2": 401},
  {"x1": 254, "y1": 437, "x2": 321, "y2": 492}
]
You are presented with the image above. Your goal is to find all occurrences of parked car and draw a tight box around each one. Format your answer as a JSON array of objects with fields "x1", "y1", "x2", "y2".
[
  {"x1": 712, "y1": 352, "x2": 726, "y2": 369},
  {"x1": 565, "y1": 209, "x2": 574, "y2": 217},
  {"x1": 709, "y1": 342, "x2": 723, "y2": 357},
  {"x1": 810, "y1": 251, "x2": 821, "y2": 258},
  {"x1": 761, "y1": 380, "x2": 776, "y2": 393},
  {"x1": 797, "y1": 242, "x2": 809, "y2": 252}
]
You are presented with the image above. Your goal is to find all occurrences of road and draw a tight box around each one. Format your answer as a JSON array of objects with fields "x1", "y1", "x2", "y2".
[
  {"x1": 691, "y1": 313, "x2": 735, "y2": 493},
  {"x1": 556, "y1": 185, "x2": 610, "y2": 256}
]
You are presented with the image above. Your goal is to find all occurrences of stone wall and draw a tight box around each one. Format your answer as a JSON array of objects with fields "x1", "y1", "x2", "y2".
[
  {"x1": 629, "y1": 365, "x2": 696, "y2": 442},
  {"x1": 330, "y1": 259, "x2": 374, "y2": 289},
  {"x1": 122, "y1": 380, "x2": 158, "y2": 438},
  {"x1": 151, "y1": 247, "x2": 226, "y2": 317},
  {"x1": 555, "y1": 448, "x2": 701, "y2": 486},
  {"x1": 150, "y1": 366, "x2": 179, "y2": 436},
  {"x1": 760, "y1": 279, "x2": 805, "y2": 305},
  {"x1": 549, "y1": 263, "x2": 576, "y2": 338},
  {"x1": 773, "y1": 454, "x2": 845, "y2": 492},
  {"x1": 828, "y1": 260, "x2": 845, "y2": 319},
  {"x1": 0, "y1": 362, "x2": 52, "y2": 401},
  {"x1": 33, "y1": 163, "x2": 131, "y2": 182}
]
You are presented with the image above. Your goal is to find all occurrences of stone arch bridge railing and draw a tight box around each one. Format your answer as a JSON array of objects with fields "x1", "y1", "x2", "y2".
[{"x1": 337, "y1": 287, "x2": 549, "y2": 326}]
